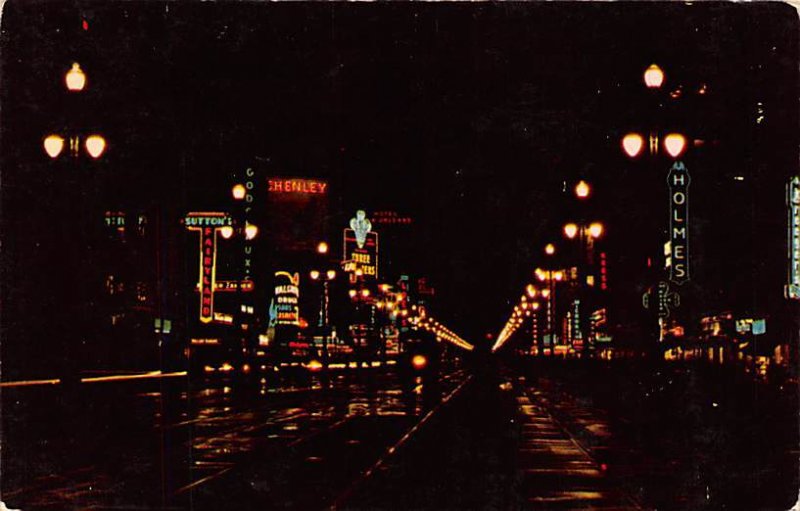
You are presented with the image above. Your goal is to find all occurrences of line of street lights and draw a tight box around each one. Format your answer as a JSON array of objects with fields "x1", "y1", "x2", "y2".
[{"x1": 495, "y1": 63, "x2": 699, "y2": 356}]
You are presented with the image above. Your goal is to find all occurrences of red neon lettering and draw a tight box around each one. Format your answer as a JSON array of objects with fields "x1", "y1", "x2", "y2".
[
  {"x1": 202, "y1": 307, "x2": 210, "y2": 315},
  {"x1": 204, "y1": 257, "x2": 212, "y2": 266}
]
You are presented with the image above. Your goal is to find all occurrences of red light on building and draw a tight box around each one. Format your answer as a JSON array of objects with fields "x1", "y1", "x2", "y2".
[{"x1": 600, "y1": 252, "x2": 608, "y2": 290}]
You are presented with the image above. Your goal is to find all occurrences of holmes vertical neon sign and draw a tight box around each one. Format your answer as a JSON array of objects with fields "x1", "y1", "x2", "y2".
[
  {"x1": 668, "y1": 161, "x2": 690, "y2": 285},
  {"x1": 786, "y1": 176, "x2": 800, "y2": 300},
  {"x1": 184, "y1": 213, "x2": 232, "y2": 323}
]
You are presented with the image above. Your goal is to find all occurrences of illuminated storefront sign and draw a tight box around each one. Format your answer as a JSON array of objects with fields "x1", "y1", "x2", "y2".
[
  {"x1": 274, "y1": 271, "x2": 300, "y2": 326},
  {"x1": 184, "y1": 212, "x2": 232, "y2": 323},
  {"x1": 667, "y1": 161, "x2": 690, "y2": 285},
  {"x1": 786, "y1": 176, "x2": 800, "y2": 299},
  {"x1": 268, "y1": 178, "x2": 328, "y2": 195},
  {"x1": 343, "y1": 211, "x2": 378, "y2": 281}
]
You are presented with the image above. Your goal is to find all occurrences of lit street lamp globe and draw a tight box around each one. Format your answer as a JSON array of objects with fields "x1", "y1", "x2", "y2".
[
  {"x1": 563, "y1": 223, "x2": 578, "y2": 240},
  {"x1": 575, "y1": 180, "x2": 591, "y2": 199},
  {"x1": 622, "y1": 133, "x2": 644, "y2": 158},
  {"x1": 644, "y1": 63, "x2": 665, "y2": 89},
  {"x1": 85, "y1": 135, "x2": 106, "y2": 159},
  {"x1": 545, "y1": 243, "x2": 556, "y2": 255},
  {"x1": 663, "y1": 133, "x2": 687, "y2": 159},
  {"x1": 43, "y1": 134, "x2": 65, "y2": 158},
  {"x1": 589, "y1": 222, "x2": 604, "y2": 239},
  {"x1": 65, "y1": 62, "x2": 86, "y2": 92},
  {"x1": 232, "y1": 183, "x2": 246, "y2": 200}
]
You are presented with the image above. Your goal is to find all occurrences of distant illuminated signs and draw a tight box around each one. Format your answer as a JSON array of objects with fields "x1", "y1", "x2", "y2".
[
  {"x1": 195, "y1": 280, "x2": 254, "y2": 292},
  {"x1": 786, "y1": 176, "x2": 800, "y2": 299},
  {"x1": 668, "y1": 161, "x2": 690, "y2": 285},
  {"x1": 372, "y1": 211, "x2": 413, "y2": 225},
  {"x1": 734, "y1": 318, "x2": 767, "y2": 336},
  {"x1": 274, "y1": 271, "x2": 300, "y2": 326},
  {"x1": 643, "y1": 281, "x2": 680, "y2": 320},
  {"x1": 268, "y1": 178, "x2": 328, "y2": 195},
  {"x1": 350, "y1": 210, "x2": 372, "y2": 249},
  {"x1": 600, "y1": 252, "x2": 608, "y2": 290},
  {"x1": 184, "y1": 212, "x2": 232, "y2": 323},
  {"x1": 104, "y1": 211, "x2": 125, "y2": 228},
  {"x1": 571, "y1": 299, "x2": 583, "y2": 348}
]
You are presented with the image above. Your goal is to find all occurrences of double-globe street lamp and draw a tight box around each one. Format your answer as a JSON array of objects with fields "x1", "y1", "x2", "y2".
[
  {"x1": 310, "y1": 264, "x2": 337, "y2": 370},
  {"x1": 43, "y1": 63, "x2": 107, "y2": 161}
]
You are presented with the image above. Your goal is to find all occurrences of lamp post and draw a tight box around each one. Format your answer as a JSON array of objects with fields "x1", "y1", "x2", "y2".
[
  {"x1": 310, "y1": 268, "x2": 336, "y2": 370},
  {"x1": 620, "y1": 63, "x2": 697, "y2": 350}
]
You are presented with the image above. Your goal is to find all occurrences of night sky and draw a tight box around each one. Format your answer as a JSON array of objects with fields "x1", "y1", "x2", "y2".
[{"x1": 2, "y1": 2, "x2": 797, "y2": 344}]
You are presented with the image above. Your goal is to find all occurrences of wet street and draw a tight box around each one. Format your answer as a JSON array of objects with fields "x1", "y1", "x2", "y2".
[{"x1": 3, "y1": 359, "x2": 797, "y2": 510}]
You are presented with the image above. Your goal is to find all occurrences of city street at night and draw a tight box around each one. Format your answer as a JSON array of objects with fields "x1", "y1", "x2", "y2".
[{"x1": 2, "y1": 2, "x2": 799, "y2": 510}]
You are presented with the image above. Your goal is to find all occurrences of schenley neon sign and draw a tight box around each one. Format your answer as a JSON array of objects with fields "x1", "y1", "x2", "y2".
[
  {"x1": 184, "y1": 212, "x2": 232, "y2": 323},
  {"x1": 786, "y1": 175, "x2": 800, "y2": 300},
  {"x1": 668, "y1": 161, "x2": 690, "y2": 285},
  {"x1": 268, "y1": 178, "x2": 328, "y2": 194}
]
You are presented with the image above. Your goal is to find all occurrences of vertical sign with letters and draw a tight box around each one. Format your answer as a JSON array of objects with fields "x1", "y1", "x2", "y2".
[
  {"x1": 184, "y1": 213, "x2": 232, "y2": 323},
  {"x1": 786, "y1": 175, "x2": 800, "y2": 299},
  {"x1": 668, "y1": 161, "x2": 690, "y2": 285}
]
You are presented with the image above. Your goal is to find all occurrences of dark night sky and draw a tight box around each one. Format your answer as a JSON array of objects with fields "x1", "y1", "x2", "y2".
[{"x1": 2, "y1": 2, "x2": 797, "y2": 344}]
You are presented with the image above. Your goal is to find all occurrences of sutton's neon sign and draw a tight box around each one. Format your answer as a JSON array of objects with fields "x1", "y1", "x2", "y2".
[{"x1": 184, "y1": 212, "x2": 232, "y2": 323}]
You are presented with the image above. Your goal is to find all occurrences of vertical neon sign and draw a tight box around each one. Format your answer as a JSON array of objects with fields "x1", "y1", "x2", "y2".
[
  {"x1": 668, "y1": 161, "x2": 690, "y2": 285},
  {"x1": 786, "y1": 176, "x2": 800, "y2": 300},
  {"x1": 185, "y1": 212, "x2": 231, "y2": 323}
]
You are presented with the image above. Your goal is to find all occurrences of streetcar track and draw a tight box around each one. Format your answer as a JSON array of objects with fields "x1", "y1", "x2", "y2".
[{"x1": 328, "y1": 374, "x2": 474, "y2": 510}]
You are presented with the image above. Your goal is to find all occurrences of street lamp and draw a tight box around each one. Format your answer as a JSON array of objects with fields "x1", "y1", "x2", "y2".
[
  {"x1": 575, "y1": 180, "x2": 591, "y2": 199},
  {"x1": 43, "y1": 135, "x2": 65, "y2": 159},
  {"x1": 663, "y1": 133, "x2": 687, "y2": 159},
  {"x1": 232, "y1": 183, "x2": 246, "y2": 200},
  {"x1": 622, "y1": 133, "x2": 645, "y2": 159},
  {"x1": 545, "y1": 243, "x2": 556, "y2": 255},
  {"x1": 244, "y1": 222, "x2": 258, "y2": 240},
  {"x1": 65, "y1": 62, "x2": 86, "y2": 92},
  {"x1": 310, "y1": 267, "x2": 336, "y2": 370},
  {"x1": 317, "y1": 241, "x2": 329, "y2": 255},
  {"x1": 644, "y1": 63, "x2": 665, "y2": 89},
  {"x1": 85, "y1": 135, "x2": 106, "y2": 159}
]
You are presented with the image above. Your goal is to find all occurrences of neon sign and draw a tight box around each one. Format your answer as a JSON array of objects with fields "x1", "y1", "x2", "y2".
[
  {"x1": 343, "y1": 229, "x2": 378, "y2": 281},
  {"x1": 184, "y1": 212, "x2": 231, "y2": 323},
  {"x1": 268, "y1": 178, "x2": 328, "y2": 195},
  {"x1": 372, "y1": 210, "x2": 413, "y2": 225},
  {"x1": 668, "y1": 161, "x2": 690, "y2": 285},
  {"x1": 350, "y1": 210, "x2": 372, "y2": 249},
  {"x1": 786, "y1": 176, "x2": 800, "y2": 300},
  {"x1": 274, "y1": 271, "x2": 300, "y2": 326},
  {"x1": 243, "y1": 167, "x2": 256, "y2": 283}
]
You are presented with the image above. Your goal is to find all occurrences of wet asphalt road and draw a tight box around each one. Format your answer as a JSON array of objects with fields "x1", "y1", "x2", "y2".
[{"x1": 2, "y1": 359, "x2": 798, "y2": 510}]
